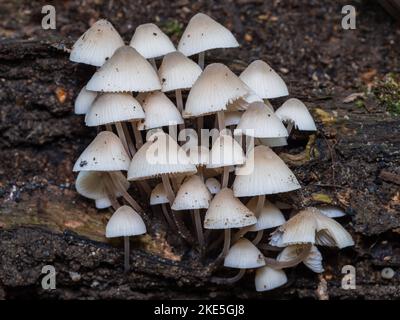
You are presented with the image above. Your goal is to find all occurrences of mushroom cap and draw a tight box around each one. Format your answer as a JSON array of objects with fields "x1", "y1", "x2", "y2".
[
  {"x1": 205, "y1": 177, "x2": 221, "y2": 195},
  {"x1": 224, "y1": 111, "x2": 242, "y2": 127},
  {"x1": 76, "y1": 171, "x2": 129, "y2": 200},
  {"x1": 240, "y1": 60, "x2": 288, "y2": 99},
  {"x1": 246, "y1": 198, "x2": 286, "y2": 231},
  {"x1": 73, "y1": 131, "x2": 130, "y2": 172},
  {"x1": 129, "y1": 23, "x2": 175, "y2": 59},
  {"x1": 127, "y1": 131, "x2": 197, "y2": 180},
  {"x1": 318, "y1": 206, "x2": 347, "y2": 218},
  {"x1": 178, "y1": 13, "x2": 239, "y2": 56},
  {"x1": 150, "y1": 183, "x2": 169, "y2": 205},
  {"x1": 85, "y1": 93, "x2": 145, "y2": 126},
  {"x1": 255, "y1": 266, "x2": 287, "y2": 292},
  {"x1": 224, "y1": 238, "x2": 265, "y2": 269},
  {"x1": 275, "y1": 98, "x2": 317, "y2": 131},
  {"x1": 227, "y1": 91, "x2": 264, "y2": 112},
  {"x1": 70, "y1": 19, "x2": 124, "y2": 67},
  {"x1": 269, "y1": 207, "x2": 354, "y2": 248},
  {"x1": 186, "y1": 145, "x2": 210, "y2": 166},
  {"x1": 95, "y1": 197, "x2": 112, "y2": 209},
  {"x1": 172, "y1": 175, "x2": 212, "y2": 210},
  {"x1": 75, "y1": 86, "x2": 97, "y2": 115},
  {"x1": 207, "y1": 133, "x2": 245, "y2": 169},
  {"x1": 106, "y1": 205, "x2": 146, "y2": 238},
  {"x1": 137, "y1": 91, "x2": 183, "y2": 130},
  {"x1": 204, "y1": 188, "x2": 257, "y2": 229},
  {"x1": 159, "y1": 51, "x2": 202, "y2": 92},
  {"x1": 233, "y1": 145, "x2": 301, "y2": 197},
  {"x1": 236, "y1": 102, "x2": 288, "y2": 138},
  {"x1": 277, "y1": 245, "x2": 324, "y2": 273},
  {"x1": 183, "y1": 63, "x2": 250, "y2": 118},
  {"x1": 86, "y1": 46, "x2": 162, "y2": 93},
  {"x1": 257, "y1": 137, "x2": 288, "y2": 148}
]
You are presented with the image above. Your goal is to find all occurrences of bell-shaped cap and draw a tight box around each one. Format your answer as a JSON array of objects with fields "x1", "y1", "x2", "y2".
[
  {"x1": 95, "y1": 197, "x2": 112, "y2": 209},
  {"x1": 178, "y1": 13, "x2": 239, "y2": 57},
  {"x1": 233, "y1": 145, "x2": 300, "y2": 197},
  {"x1": 106, "y1": 205, "x2": 146, "y2": 238},
  {"x1": 172, "y1": 175, "x2": 212, "y2": 210},
  {"x1": 129, "y1": 23, "x2": 175, "y2": 59},
  {"x1": 207, "y1": 133, "x2": 245, "y2": 169},
  {"x1": 257, "y1": 137, "x2": 288, "y2": 148},
  {"x1": 237, "y1": 102, "x2": 288, "y2": 138},
  {"x1": 183, "y1": 63, "x2": 250, "y2": 118},
  {"x1": 86, "y1": 46, "x2": 162, "y2": 93},
  {"x1": 240, "y1": 60, "x2": 288, "y2": 99},
  {"x1": 224, "y1": 111, "x2": 242, "y2": 127},
  {"x1": 277, "y1": 245, "x2": 324, "y2": 273},
  {"x1": 224, "y1": 238, "x2": 265, "y2": 269},
  {"x1": 150, "y1": 183, "x2": 169, "y2": 205},
  {"x1": 73, "y1": 131, "x2": 130, "y2": 172},
  {"x1": 227, "y1": 91, "x2": 264, "y2": 112},
  {"x1": 205, "y1": 177, "x2": 221, "y2": 195},
  {"x1": 76, "y1": 171, "x2": 129, "y2": 200},
  {"x1": 204, "y1": 188, "x2": 256, "y2": 229},
  {"x1": 127, "y1": 131, "x2": 197, "y2": 180},
  {"x1": 85, "y1": 93, "x2": 145, "y2": 126},
  {"x1": 318, "y1": 206, "x2": 346, "y2": 218},
  {"x1": 275, "y1": 98, "x2": 317, "y2": 131},
  {"x1": 70, "y1": 19, "x2": 124, "y2": 67},
  {"x1": 159, "y1": 51, "x2": 202, "y2": 92},
  {"x1": 246, "y1": 198, "x2": 286, "y2": 231},
  {"x1": 137, "y1": 91, "x2": 183, "y2": 130},
  {"x1": 255, "y1": 267, "x2": 287, "y2": 292},
  {"x1": 270, "y1": 207, "x2": 354, "y2": 249},
  {"x1": 75, "y1": 86, "x2": 97, "y2": 115}
]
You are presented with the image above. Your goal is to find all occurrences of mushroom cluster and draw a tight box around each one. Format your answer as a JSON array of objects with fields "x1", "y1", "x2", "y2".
[{"x1": 70, "y1": 14, "x2": 354, "y2": 290}]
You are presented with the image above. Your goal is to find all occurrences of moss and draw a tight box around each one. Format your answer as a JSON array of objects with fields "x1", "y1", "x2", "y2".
[
  {"x1": 372, "y1": 73, "x2": 400, "y2": 115},
  {"x1": 162, "y1": 19, "x2": 184, "y2": 38}
]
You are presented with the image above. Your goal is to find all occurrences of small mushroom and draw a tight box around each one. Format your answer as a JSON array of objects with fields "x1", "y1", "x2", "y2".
[
  {"x1": 106, "y1": 205, "x2": 146, "y2": 272},
  {"x1": 172, "y1": 175, "x2": 212, "y2": 247},
  {"x1": 70, "y1": 19, "x2": 124, "y2": 67},
  {"x1": 178, "y1": 13, "x2": 239, "y2": 69},
  {"x1": 239, "y1": 60, "x2": 289, "y2": 100},
  {"x1": 275, "y1": 98, "x2": 317, "y2": 133},
  {"x1": 255, "y1": 266, "x2": 287, "y2": 292}
]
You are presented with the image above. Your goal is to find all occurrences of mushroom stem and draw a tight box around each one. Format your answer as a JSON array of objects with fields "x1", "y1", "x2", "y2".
[
  {"x1": 150, "y1": 58, "x2": 157, "y2": 70},
  {"x1": 252, "y1": 230, "x2": 264, "y2": 245},
  {"x1": 104, "y1": 185, "x2": 120, "y2": 211},
  {"x1": 255, "y1": 194, "x2": 265, "y2": 217},
  {"x1": 198, "y1": 166, "x2": 204, "y2": 181},
  {"x1": 215, "y1": 228, "x2": 231, "y2": 263},
  {"x1": 115, "y1": 122, "x2": 131, "y2": 157},
  {"x1": 198, "y1": 51, "x2": 205, "y2": 69},
  {"x1": 161, "y1": 174, "x2": 175, "y2": 204},
  {"x1": 197, "y1": 117, "x2": 204, "y2": 140},
  {"x1": 232, "y1": 226, "x2": 251, "y2": 243},
  {"x1": 264, "y1": 244, "x2": 312, "y2": 269},
  {"x1": 211, "y1": 269, "x2": 245, "y2": 285},
  {"x1": 161, "y1": 203, "x2": 176, "y2": 230},
  {"x1": 221, "y1": 166, "x2": 230, "y2": 188},
  {"x1": 105, "y1": 124, "x2": 113, "y2": 132},
  {"x1": 217, "y1": 111, "x2": 225, "y2": 131},
  {"x1": 131, "y1": 122, "x2": 143, "y2": 149},
  {"x1": 108, "y1": 172, "x2": 143, "y2": 214},
  {"x1": 175, "y1": 89, "x2": 184, "y2": 112},
  {"x1": 169, "y1": 124, "x2": 178, "y2": 141},
  {"x1": 193, "y1": 209, "x2": 205, "y2": 248},
  {"x1": 122, "y1": 122, "x2": 136, "y2": 156},
  {"x1": 124, "y1": 236, "x2": 130, "y2": 273}
]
